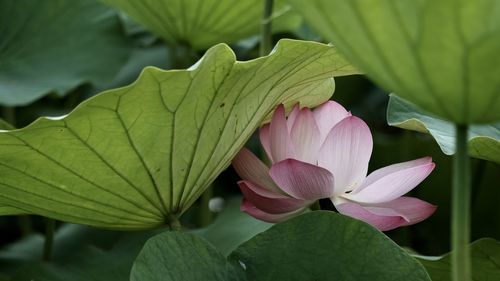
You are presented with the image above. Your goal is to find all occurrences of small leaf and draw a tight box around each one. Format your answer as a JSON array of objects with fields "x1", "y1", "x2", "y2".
[
  {"x1": 130, "y1": 232, "x2": 243, "y2": 281},
  {"x1": 229, "y1": 211, "x2": 431, "y2": 281},
  {"x1": 101, "y1": 0, "x2": 301, "y2": 50},
  {"x1": 417, "y1": 238, "x2": 500, "y2": 281},
  {"x1": 0, "y1": 0, "x2": 133, "y2": 106},
  {"x1": 387, "y1": 94, "x2": 500, "y2": 164},
  {"x1": 0, "y1": 39, "x2": 358, "y2": 229},
  {"x1": 289, "y1": 0, "x2": 500, "y2": 124}
]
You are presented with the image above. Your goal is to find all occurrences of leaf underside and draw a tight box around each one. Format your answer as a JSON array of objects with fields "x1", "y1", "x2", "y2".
[
  {"x1": 0, "y1": 39, "x2": 358, "y2": 229},
  {"x1": 387, "y1": 94, "x2": 500, "y2": 164},
  {"x1": 290, "y1": 0, "x2": 500, "y2": 124},
  {"x1": 100, "y1": 0, "x2": 301, "y2": 50}
]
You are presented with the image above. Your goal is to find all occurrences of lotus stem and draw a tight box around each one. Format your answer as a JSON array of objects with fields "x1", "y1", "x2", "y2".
[
  {"x1": 198, "y1": 185, "x2": 214, "y2": 227},
  {"x1": 167, "y1": 214, "x2": 182, "y2": 231},
  {"x1": 451, "y1": 124, "x2": 471, "y2": 281},
  {"x1": 1, "y1": 106, "x2": 16, "y2": 126},
  {"x1": 260, "y1": 0, "x2": 274, "y2": 56},
  {"x1": 43, "y1": 219, "x2": 56, "y2": 262}
]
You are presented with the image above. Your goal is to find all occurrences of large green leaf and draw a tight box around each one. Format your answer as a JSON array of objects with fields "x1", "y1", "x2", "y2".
[
  {"x1": 130, "y1": 232, "x2": 243, "y2": 281},
  {"x1": 0, "y1": 39, "x2": 357, "y2": 229},
  {"x1": 229, "y1": 211, "x2": 431, "y2": 281},
  {"x1": 100, "y1": 0, "x2": 301, "y2": 50},
  {"x1": 131, "y1": 212, "x2": 431, "y2": 281},
  {"x1": 289, "y1": 0, "x2": 500, "y2": 124},
  {"x1": 387, "y1": 94, "x2": 500, "y2": 164},
  {"x1": 0, "y1": 0, "x2": 133, "y2": 106},
  {"x1": 417, "y1": 238, "x2": 500, "y2": 281}
]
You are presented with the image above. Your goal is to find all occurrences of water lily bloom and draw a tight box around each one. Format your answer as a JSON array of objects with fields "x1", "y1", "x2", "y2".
[{"x1": 232, "y1": 102, "x2": 437, "y2": 231}]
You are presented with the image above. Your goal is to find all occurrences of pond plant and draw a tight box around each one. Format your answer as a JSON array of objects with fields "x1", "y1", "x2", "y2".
[{"x1": 0, "y1": 0, "x2": 499, "y2": 280}]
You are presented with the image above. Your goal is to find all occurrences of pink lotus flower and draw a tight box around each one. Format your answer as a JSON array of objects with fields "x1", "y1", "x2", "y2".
[{"x1": 232, "y1": 101, "x2": 437, "y2": 231}]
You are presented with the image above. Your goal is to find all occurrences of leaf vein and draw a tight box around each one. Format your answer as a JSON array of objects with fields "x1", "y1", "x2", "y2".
[{"x1": 61, "y1": 122, "x2": 164, "y2": 216}]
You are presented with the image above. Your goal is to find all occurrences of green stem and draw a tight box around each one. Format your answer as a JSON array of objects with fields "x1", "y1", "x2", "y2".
[
  {"x1": 43, "y1": 219, "x2": 56, "y2": 262},
  {"x1": 198, "y1": 185, "x2": 214, "y2": 227},
  {"x1": 260, "y1": 0, "x2": 274, "y2": 56},
  {"x1": 171, "y1": 43, "x2": 198, "y2": 69},
  {"x1": 1, "y1": 106, "x2": 16, "y2": 126},
  {"x1": 452, "y1": 124, "x2": 471, "y2": 281},
  {"x1": 167, "y1": 214, "x2": 182, "y2": 231}
]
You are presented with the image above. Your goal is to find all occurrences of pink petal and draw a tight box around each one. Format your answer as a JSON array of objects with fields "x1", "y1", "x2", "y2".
[
  {"x1": 334, "y1": 201, "x2": 406, "y2": 231},
  {"x1": 358, "y1": 157, "x2": 433, "y2": 190},
  {"x1": 318, "y1": 116, "x2": 373, "y2": 195},
  {"x1": 269, "y1": 105, "x2": 295, "y2": 162},
  {"x1": 259, "y1": 124, "x2": 273, "y2": 162},
  {"x1": 368, "y1": 197, "x2": 437, "y2": 227},
  {"x1": 313, "y1": 101, "x2": 351, "y2": 144},
  {"x1": 238, "y1": 180, "x2": 308, "y2": 214},
  {"x1": 345, "y1": 159, "x2": 435, "y2": 204},
  {"x1": 241, "y1": 198, "x2": 307, "y2": 223},
  {"x1": 290, "y1": 108, "x2": 321, "y2": 163},
  {"x1": 269, "y1": 159, "x2": 335, "y2": 200},
  {"x1": 232, "y1": 148, "x2": 283, "y2": 194},
  {"x1": 287, "y1": 103, "x2": 300, "y2": 132},
  {"x1": 333, "y1": 196, "x2": 436, "y2": 231}
]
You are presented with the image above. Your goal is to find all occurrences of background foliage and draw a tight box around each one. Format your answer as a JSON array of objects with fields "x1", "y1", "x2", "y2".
[{"x1": 0, "y1": 0, "x2": 499, "y2": 280}]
